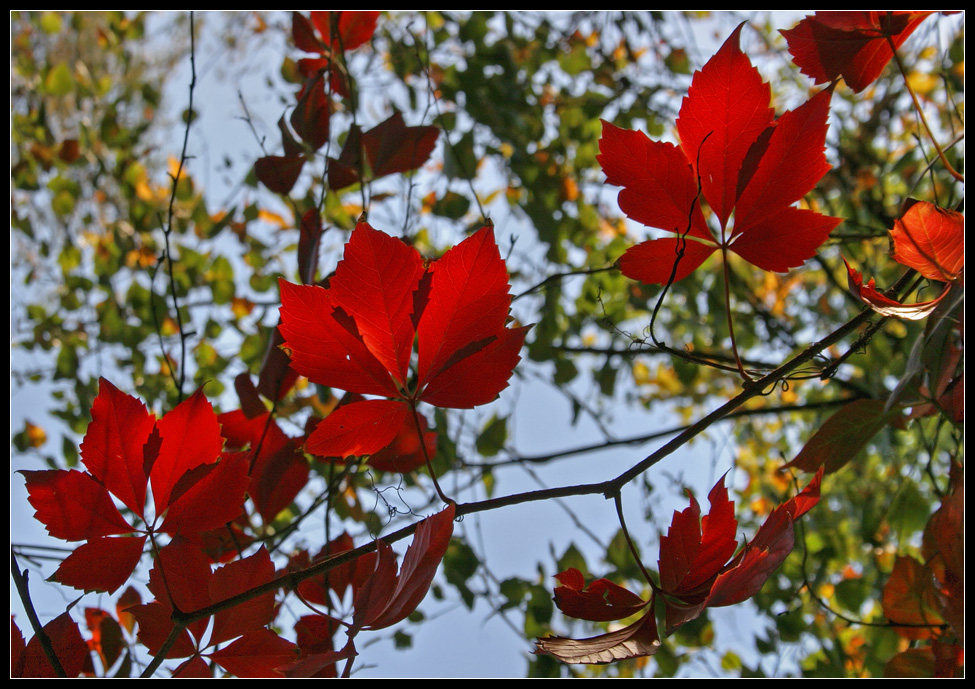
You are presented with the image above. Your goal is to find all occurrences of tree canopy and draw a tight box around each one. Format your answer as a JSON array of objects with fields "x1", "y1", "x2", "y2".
[{"x1": 11, "y1": 11, "x2": 964, "y2": 678}]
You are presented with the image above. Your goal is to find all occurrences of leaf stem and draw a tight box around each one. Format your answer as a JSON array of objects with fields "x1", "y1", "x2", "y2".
[
  {"x1": 721, "y1": 246, "x2": 752, "y2": 381},
  {"x1": 613, "y1": 493, "x2": 660, "y2": 594},
  {"x1": 409, "y1": 401, "x2": 452, "y2": 505},
  {"x1": 885, "y1": 32, "x2": 963, "y2": 182}
]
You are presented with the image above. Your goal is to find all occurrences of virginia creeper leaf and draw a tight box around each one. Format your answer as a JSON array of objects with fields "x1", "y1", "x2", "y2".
[
  {"x1": 328, "y1": 222, "x2": 425, "y2": 386},
  {"x1": 781, "y1": 12, "x2": 936, "y2": 93},
  {"x1": 218, "y1": 409, "x2": 309, "y2": 523},
  {"x1": 80, "y1": 377, "x2": 156, "y2": 516},
  {"x1": 416, "y1": 225, "x2": 521, "y2": 399},
  {"x1": 844, "y1": 258, "x2": 953, "y2": 320},
  {"x1": 254, "y1": 155, "x2": 305, "y2": 195},
  {"x1": 600, "y1": 25, "x2": 841, "y2": 286},
  {"x1": 290, "y1": 72, "x2": 330, "y2": 151},
  {"x1": 22, "y1": 469, "x2": 133, "y2": 542},
  {"x1": 676, "y1": 23, "x2": 772, "y2": 230},
  {"x1": 208, "y1": 546, "x2": 277, "y2": 646},
  {"x1": 279, "y1": 222, "x2": 526, "y2": 457},
  {"x1": 367, "y1": 411, "x2": 437, "y2": 473},
  {"x1": 84, "y1": 607, "x2": 125, "y2": 672},
  {"x1": 536, "y1": 609, "x2": 661, "y2": 664},
  {"x1": 278, "y1": 276, "x2": 400, "y2": 397},
  {"x1": 552, "y1": 568, "x2": 648, "y2": 622},
  {"x1": 784, "y1": 398, "x2": 897, "y2": 474},
  {"x1": 882, "y1": 556, "x2": 945, "y2": 640},
  {"x1": 890, "y1": 201, "x2": 964, "y2": 282},
  {"x1": 150, "y1": 387, "x2": 226, "y2": 513},
  {"x1": 18, "y1": 612, "x2": 88, "y2": 678},
  {"x1": 359, "y1": 502, "x2": 456, "y2": 631},
  {"x1": 704, "y1": 468, "x2": 823, "y2": 608},
  {"x1": 305, "y1": 399, "x2": 409, "y2": 459},
  {"x1": 51, "y1": 535, "x2": 147, "y2": 594},
  {"x1": 209, "y1": 629, "x2": 300, "y2": 678},
  {"x1": 309, "y1": 11, "x2": 380, "y2": 53}
]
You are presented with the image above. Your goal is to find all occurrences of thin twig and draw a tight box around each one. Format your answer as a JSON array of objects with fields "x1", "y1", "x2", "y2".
[
  {"x1": 160, "y1": 11, "x2": 198, "y2": 402},
  {"x1": 11, "y1": 550, "x2": 67, "y2": 677}
]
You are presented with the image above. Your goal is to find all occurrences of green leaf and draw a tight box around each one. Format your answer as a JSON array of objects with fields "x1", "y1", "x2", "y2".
[
  {"x1": 476, "y1": 414, "x2": 508, "y2": 457},
  {"x1": 443, "y1": 538, "x2": 479, "y2": 610},
  {"x1": 44, "y1": 61, "x2": 74, "y2": 96}
]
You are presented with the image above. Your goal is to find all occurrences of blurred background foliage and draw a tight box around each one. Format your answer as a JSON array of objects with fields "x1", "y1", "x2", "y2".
[{"x1": 10, "y1": 11, "x2": 963, "y2": 677}]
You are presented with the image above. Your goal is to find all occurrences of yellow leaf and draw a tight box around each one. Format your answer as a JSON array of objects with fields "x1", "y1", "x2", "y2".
[
  {"x1": 25, "y1": 421, "x2": 47, "y2": 448},
  {"x1": 231, "y1": 296, "x2": 254, "y2": 318},
  {"x1": 632, "y1": 360, "x2": 651, "y2": 386},
  {"x1": 258, "y1": 208, "x2": 291, "y2": 229}
]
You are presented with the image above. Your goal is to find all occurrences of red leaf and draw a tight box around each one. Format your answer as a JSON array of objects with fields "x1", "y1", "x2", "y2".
[
  {"x1": 12, "y1": 618, "x2": 26, "y2": 677},
  {"x1": 367, "y1": 411, "x2": 436, "y2": 473},
  {"x1": 150, "y1": 387, "x2": 225, "y2": 514},
  {"x1": 209, "y1": 629, "x2": 299, "y2": 678},
  {"x1": 278, "y1": 277, "x2": 400, "y2": 398},
  {"x1": 418, "y1": 324, "x2": 529, "y2": 409},
  {"x1": 291, "y1": 11, "x2": 323, "y2": 54},
  {"x1": 131, "y1": 602, "x2": 197, "y2": 659},
  {"x1": 52, "y1": 535, "x2": 147, "y2": 594},
  {"x1": 23, "y1": 381, "x2": 244, "y2": 593},
  {"x1": 326, "y1": 114, "x2": 439, "y2": 187},
  {"x1": 732, "y1": 89, "x2": 832, "y2": 234},
  {"x1": 172, "y1": 655, "x2": 213, "y2": 678},
  {"x1": 890, "y1": 201, "x2": 964, "y2": 282},
  {"x1": 209, "y1": 547, "x2": 277, "y2": 646},
  {"x1": 297, "y1": 208, "x2": 325, "y2": 285},
  {"x1": 291, "y1": 615, "x2": 340, "y2": 677},
  {"x1": 884, "y1": 642, "x2": 965, "y2": 678},
  {"x1": 882, "y1": 556, "x2": 945, "y2": 640},
  {"x1": 730, "y1": 205, "x2": 842, "y2": 274},
  {"x1": 326, "y1": 123, "x2": 364, "y2": 190},
  {"x1": 22, "y1": 469, "x2": 133, "y2": 542},
  {"x1": 782, "y1": 12, "x2": 935, "y2": 93},
  {"x1": 254, "y1": 155, "x2": 305, "y2": 195},
  {"x1": 279, "y1": 222, "x2": 526, "y2": 417},
  {"x1": 84, "y1": 607, "x2": 125, "y2": 672},
  {"x1": 147, "y1": 538, "x2": 214, "y2": 644},
  {"x1": 328, "y1": 221, "x2": 425, "y2": 385},
  {"x1": 552, "y1": 568, "x2": 648, "y2": 622},
  {"x1": 233, "y1": 372, "x2": 266, "y2": 419},
  {"x1": 598, "y1": 120, "x2": 711, "y2": 244},
  {"x1": 676, "y1": 23, "x2": 772, "y2": 229},
  {"x1": 219, "y1": 409, "x2": 309, "y2": 523},
  {"x1": 704, "y1": 468, "x2": 823, "y2": 609},
  {"x1": 922, "y1": 470, "x2": 964, "y2": 640},
  {"x1": 19, "y1": 612, "x2": 88, "y2": 678},
  {"x1": 293, "y1": 534, "x2": 377, "y2": 607},
  {"x1": 617, "y1": 237, "x2": 717, "y2": 287},
  {"x1": 257, "y1": 327, "x2": 301, "y2": 401},
  {"x1": 310, "y1": 11, "x2": 380, "y2": 53},
  {"x1": 305, "y1": 399, "x2": 409, "y2": 459},
  {"x1": 658, "y1": 476, "x2": 738, "y2": 598},
  {"x1": 116, "y1": 586, "x2": 142, "y2": 635},
  {"x1": 361, "y1": 112, "x2": 439, "y2": 180},
  {"x1": 290, "y1": 73, "x2": 330, "y2": 151},
  {"x1": 356, "y1": 503, "x2": 456, "y2": 631},
  {"x1": 783, "y1": 398, "x2": 895, "y2": 474},
  {"x1": 159, "y1": 451, "x2": 249, "y2": 537},
  {"x1": 844, "y1": 258, "x2": 953, "y2": 320},
  {"x1": 417, "y1": 226, "x2": 516, "y2": 392},
  {"x1": 600, "y1": 25, "x2": 840, "y2": 286},
  {"x1": 79, "y1": 377, "x2": 155, "y2": 516}
]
